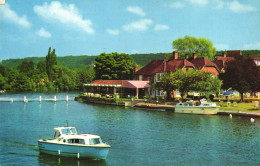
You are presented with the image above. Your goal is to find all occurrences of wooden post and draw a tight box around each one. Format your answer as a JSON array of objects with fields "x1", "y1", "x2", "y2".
[{"x1": 136, "y1": 88, "x2": 139, "y2": 99}]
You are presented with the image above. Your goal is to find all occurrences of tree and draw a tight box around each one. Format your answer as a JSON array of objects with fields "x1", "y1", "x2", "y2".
[
  {"x1": 94, "y1": 52, "x2": 135, "y2": 80},
  {"x1": 0, "y1": 74, "x2": 6, "y2": 89},
  {"x1": 4, "y1": 68, "x2": 19, "y2": 90},
  {"x1": 76, "y1": 66, "x2": 95, "y2": 90},
  {"x1": 219, "y1": 55, "x2": 260, "y2": 102},
  {"x1": 46, "y1": 47, "x2": 57, "y2": 80},
  {"x1": 160, "y1": 69, "x2": 221, "y2": 99},
  {"x1": 37, "y1": 61, "x2": 46, "y2": 73},
  {"x1": 172, "y1": 35, "x2": 216, "y2": 59},
  {"x1": 17, "y1": 61, "x2": 35, "y2": 76},
  {"x1": 15, "y1": 73, "x2": 36, "y2": 91},
  {"x1": 0, "y1": 65, "x2": 5, "y2": 76}
]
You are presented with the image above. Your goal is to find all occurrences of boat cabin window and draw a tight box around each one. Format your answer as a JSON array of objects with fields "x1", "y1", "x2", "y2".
[
  {"x1": 68, "y1": 139, "x2": 85, "y2": 144},
  {"x1": 71, "y1": 128, "x2": 77, "y2": 134},
  {"x1": 89, "y1": 138, "x2": 102, "y2": 145},
  {"x1": 184, "y1": 103, "x2": 193, "y2": 106},
  {"x1": 61, "y1": 128, "x2": 77, "y2": 135}
]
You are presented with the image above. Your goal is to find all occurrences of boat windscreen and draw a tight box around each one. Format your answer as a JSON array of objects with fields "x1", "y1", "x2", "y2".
[
  {"x1": 61, "y1": 128, "x2": 77, "y2": 134},
  {"x1": 62, "y1": 128, "x2": 70, "y2": 134},
  {"x1": 71, "y1": 128, "x2": 77, "y2": 134},
  {"x1": 89, "y1": 138, "x2": 102, "y2": 145}
]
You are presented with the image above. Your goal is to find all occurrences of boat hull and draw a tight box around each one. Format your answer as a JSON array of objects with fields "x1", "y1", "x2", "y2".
[
  {"x1": 175, "y1": 106, "x2": 219, "y2": 115},
  {"x1": 38, "y1": 140, "x2": 110, "y2": 159}
]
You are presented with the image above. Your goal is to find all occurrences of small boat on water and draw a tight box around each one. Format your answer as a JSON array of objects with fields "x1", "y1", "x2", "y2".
[
  {"x1": 175, "y1": 99, "x2": 220, "y2": 115},
  {"x1": 38, "y1": 126, "x2": 111, "y2": 159},
  {"x1": 0, "y1": 90, "x2": 6, "y2": 93}
]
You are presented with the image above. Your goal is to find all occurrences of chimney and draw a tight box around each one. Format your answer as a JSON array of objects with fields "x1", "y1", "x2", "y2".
[
  {"x1": 223, "y1": 53, "x2": 226, "y2": 58},
  {"x1": 173, "y1": 51, "x2": 178, "y2": 60},
  {"x1": 165, "y1": 55, "x2": 168, "y2": 61},
  {"x1": 193, "y1": 53, "x2": 197, "y2": 60},
  {"x1": 135, "y1": 64, "x2": 139, "y2": 72},
  {"x1": 163, "y1": 57, "x2": 167, "y2": 72},
  {"x1": 185, "y1": 54, "x2": 189, "y2": 60}
]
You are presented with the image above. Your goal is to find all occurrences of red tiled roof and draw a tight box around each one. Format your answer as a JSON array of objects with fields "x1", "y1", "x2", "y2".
[
  {"x1": 215, "y1": 57, "x2": 234, "y2": 61},
  {"x1": 165, "y1": 59, "x2": 194, "y2": 72},
  {"x1": 135, "y1": 60, "x2": 164, "y2": 75},
  {"x1": 212, "y1": 60, "x2": 224, "y2": 71},
  {"x1": 191, "y1": 57, "x2": 219, "y2": 72},
  {"x1": 212, "y1": 57, "x2": 234, "y2": 71},
  {"x1": 91, "y1": 80, "x2": 127, "y2": 86},
  {"x1": 135, "y1": 59, "x2": 195, "y2": 75},
  {"x1": 252, "y1": 57, "x2": 260, "y2": 60},
  {"x1": 227, "y1": 50, "x2": 241, "y2": 57}
]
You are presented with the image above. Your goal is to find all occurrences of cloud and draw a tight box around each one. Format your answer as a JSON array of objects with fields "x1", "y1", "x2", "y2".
[
  {"x1": 187, "y1": 0, "x2": 208, "y2": 6},
  {"x1": 170, "y1": 2, "x2": 185, "y2": 8},
  {"x1": 215, "y1": 43, "x2": 229, "y2": 50},
  {"x1": 34, "y1": 1, "x2": 94, "y2": 34},
  {"x1": 243, "y1": 42, "x2": 260, "y2": 49},
  {"x1": 106, "y1": 29, "x2": 119, "y2": 35},
  {"x1": 154, "y1": 24, "x2": 169, "y2": 31},
  {"x1": 0, "y1": 3, "x2": 31, "y2": 28},
  {"x1": 126, "y1": 6, "x2": 146, "y2": 17},
  {"x1": 213, "y1": 0, "x2": 225, "y2": 9},
  {"x1": 228, "y1": 1, "x2": 256, "y2": 13},
  {"x1": 37, "y1": 28, "x2": 51, "y2": 38},
  {"x1": 123, "y1": 19, "x2": 153, "y2": 32}
]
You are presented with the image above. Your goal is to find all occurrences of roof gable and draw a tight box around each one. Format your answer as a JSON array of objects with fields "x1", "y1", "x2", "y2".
[
  {"x1": 191, "y1": 57, "x2": 218, "y2": 69},
  {"x1": 135, "y1": 60, "x2": 164, "y2": 75},
  {"x1": 166, "y1": 59, "x2": 194, "y2": 72}
]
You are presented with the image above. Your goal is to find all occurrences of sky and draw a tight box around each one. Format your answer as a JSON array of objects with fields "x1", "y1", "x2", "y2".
[{"x1": 0, "y1": 0, "x2": 260, "y2": 61}]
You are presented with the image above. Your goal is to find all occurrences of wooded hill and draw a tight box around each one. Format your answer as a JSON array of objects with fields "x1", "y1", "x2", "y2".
[{"x1": 1, "y1": 50, "x2": 260, "y2": 69}]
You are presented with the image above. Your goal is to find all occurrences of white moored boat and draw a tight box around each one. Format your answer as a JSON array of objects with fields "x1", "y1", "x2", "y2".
[
  {"x1": 175, "y1": 99, "x2": 220, "y2": 115},
  {"x1": 38, "y1": 126, "x2": 111, "y2": 159}
]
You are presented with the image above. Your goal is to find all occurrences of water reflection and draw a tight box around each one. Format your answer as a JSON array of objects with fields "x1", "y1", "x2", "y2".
[{"x1": 38, "y1": 153, "x2": 107, "y2": 166}]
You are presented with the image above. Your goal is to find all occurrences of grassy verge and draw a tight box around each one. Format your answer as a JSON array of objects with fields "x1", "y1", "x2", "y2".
[{"x1": 218, "y1": 102, "x2": 260, "y2": 113}]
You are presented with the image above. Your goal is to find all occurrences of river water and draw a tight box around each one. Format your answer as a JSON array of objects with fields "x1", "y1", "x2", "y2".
[{"x1": 1, "y1": 93, "x2": 260, "y2": 166}]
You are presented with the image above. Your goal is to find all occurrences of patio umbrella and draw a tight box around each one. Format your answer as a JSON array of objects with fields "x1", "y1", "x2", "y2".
[{"x1": 223, "y1": 91, "x2": 233, "y2": 95}]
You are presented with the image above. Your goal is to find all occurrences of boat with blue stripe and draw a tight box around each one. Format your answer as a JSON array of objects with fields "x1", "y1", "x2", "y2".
[{"x1": 38, "y1": 126, "x2": 111, "y2": 159}]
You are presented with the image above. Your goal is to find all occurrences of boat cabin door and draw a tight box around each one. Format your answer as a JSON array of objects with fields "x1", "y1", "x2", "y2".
[{"x1": 54, "y1": 130, "x2": 61, "y2": 138}]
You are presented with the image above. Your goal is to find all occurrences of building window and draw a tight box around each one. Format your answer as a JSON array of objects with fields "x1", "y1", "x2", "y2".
[
  {"x1": 156, "y1": 90, "x2": 165, "y2": 96},
  {"x1": 155, "y1": 73, "x2": 164, "y2": 82},
  {"x1": 139, "y1": 75, "x2": 143, "y2": 81},
  {"x1": 147, "y1": 76, "x2": 151, "y2": 81}
]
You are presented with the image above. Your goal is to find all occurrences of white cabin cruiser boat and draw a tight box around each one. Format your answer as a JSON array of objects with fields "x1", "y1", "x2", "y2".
[
  {"x1": 175, "y1": 99, "x2": 220, "y2": 115},
  {"x1": 38, "y1": 127, "x2": 111, "y2": 159}
]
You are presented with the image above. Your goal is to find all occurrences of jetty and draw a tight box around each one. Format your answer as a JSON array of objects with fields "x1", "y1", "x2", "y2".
[{"x1": 0, "y1": 95, "x2": 72, "y2": 103}]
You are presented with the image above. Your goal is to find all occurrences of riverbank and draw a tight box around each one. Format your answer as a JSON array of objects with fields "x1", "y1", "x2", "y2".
[{"x1": 75, "y1": 95, "x2": 260, "y2": 117}]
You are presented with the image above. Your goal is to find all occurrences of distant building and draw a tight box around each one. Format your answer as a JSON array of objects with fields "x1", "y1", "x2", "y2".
[
  {"x1": 190, "y1": 53, "x2": 220, "y2": 76},
  {"x1": 212, "y1": 50, "x2": 260, "y2": 71},
  {"x1": 135, "y1": 50, "x2": 260, "y2": 98},
  {"x1": 135, "y1": 51, "x2": 196, "y2": 97}
]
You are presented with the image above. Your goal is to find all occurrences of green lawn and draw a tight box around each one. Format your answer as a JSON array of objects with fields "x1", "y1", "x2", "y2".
[{"x1": 218, "y1": 102, "x2": 260, "y2": 112}]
